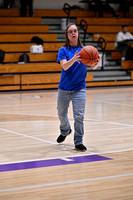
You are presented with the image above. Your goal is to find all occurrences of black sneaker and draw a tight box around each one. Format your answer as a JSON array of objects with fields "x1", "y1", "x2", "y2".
[
  {"x1": 57, "y1": 129, "x2": 72, "y2": 143},
  {"x1": 75, "y1": 144, "x2": 87, "y2": 151}
]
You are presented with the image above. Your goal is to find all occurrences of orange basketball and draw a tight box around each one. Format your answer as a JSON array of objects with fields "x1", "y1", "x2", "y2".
[{"x1": 79, "y1": 45, "x2": 99, "y2": 66}]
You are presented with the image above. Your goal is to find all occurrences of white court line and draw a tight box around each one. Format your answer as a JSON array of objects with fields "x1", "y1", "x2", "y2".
[
  {"x1": 0, "y1": 111, "x2": 133, "y2": 127},
  {"x1": 0, "y1": 120, "x2": 59, "y2": 124},
  {"x1": 0, "y1": 102, "x2": 56, "y2": 108},
  {"x1": 0, "y1": 93, "x2": 132, "y2": 107},
  {"x1": 94, "y1": 96, "x2": 132, "y2": 101},
  {"x1": 0, "y1": 116, "x2": 133, "y2": 165},
  {"x1": 92, "y1": 148, "x2": 133, "y2": 155},
  {"x1": 0, "y1": 118, "x2": 129, "y2": 128},
  {"x1": 94, "y1": 100, "x2": 133, "y2": 107},
  {"x1": 0, "y1": 124, "x2": 133, "y2": 165},
  {"x1": 1, "y1": 120, "x2": 133, "y2": 133},
  {"x1": 1, "y1": 147, "x2": 133, "y2": 165},
  {"x1": 86, "y1": 126, "x2": 133, "y2": 132},
  {"x1": 0, "y1": 173, "x2": 133, "y2": 192},
  {"x1": 85, "y1": 118, "x2": 133, "y2": 127},
  {"x1": 0, "y1": 112, "x2": 58, "y2": 118},
  {"x1": 0, "y1": 127, "x2": 76, "y2": 152},
  {"x1": 0, "y1": 128, "x2": 57, "y2": 145},
  {"x1": 0, "y1": 123, "x2": 133, "y2": 165}
]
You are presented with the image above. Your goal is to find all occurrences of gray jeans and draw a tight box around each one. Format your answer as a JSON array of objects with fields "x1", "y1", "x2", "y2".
[{"x1": 57, "y1": 88, "x2": 86, "y2": 145}]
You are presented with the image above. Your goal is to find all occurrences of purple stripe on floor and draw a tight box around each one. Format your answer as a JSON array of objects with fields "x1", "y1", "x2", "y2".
[{"x1": 0, "y1": 155, "x2": 112, "y2": 172}]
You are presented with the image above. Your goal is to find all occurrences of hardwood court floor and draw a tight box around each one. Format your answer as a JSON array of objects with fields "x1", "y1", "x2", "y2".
[{"x1": 0, "y1": 86, "x2": 133, "y2": 200}]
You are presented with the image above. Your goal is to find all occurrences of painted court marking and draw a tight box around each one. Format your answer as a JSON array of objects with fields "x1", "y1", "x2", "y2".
[
  {"x1": 0, "y1": 173, "x2": 133, "y2": 192},
  {"x1": 0, "y1": 155, "x2": 111, "y2": 172},
  {"x1": 0, "y1": 124, "x2": 133, "y2": 165}
]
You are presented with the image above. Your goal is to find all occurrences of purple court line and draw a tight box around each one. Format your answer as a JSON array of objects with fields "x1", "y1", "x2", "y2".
[{"x1": 0, "y1": 155, "x2": 112, "y2": 172}]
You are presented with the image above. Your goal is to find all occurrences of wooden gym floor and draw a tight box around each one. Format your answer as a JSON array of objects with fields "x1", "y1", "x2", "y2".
[{"x1": 0, "y1": 86, "x2": 133, "y2": 200}]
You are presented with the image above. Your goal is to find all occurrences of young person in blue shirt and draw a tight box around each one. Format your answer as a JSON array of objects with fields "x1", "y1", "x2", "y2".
[{"x1": 56, "y1": 23, "x2": 100, "y2": 151}]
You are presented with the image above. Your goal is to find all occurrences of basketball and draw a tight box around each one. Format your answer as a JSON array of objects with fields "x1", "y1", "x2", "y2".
[{"x1": 79, "y1": 45, "x2": 99, "y2": 66}]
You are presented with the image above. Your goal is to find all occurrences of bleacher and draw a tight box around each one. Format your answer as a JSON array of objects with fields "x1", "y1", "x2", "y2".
[
  {"x1": 0, "y1": 8, "x2": 133, "y2": 91},
  {"x1": 77, "y1": 15, "x2": 133, "y2": 80}
]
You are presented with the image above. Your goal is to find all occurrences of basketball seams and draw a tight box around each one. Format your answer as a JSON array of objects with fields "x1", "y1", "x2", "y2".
[{"x1": 83, "y1": 48, "x2": 91, "y2": 59}]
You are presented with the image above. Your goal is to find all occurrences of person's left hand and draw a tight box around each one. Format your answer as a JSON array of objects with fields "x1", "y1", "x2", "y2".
[{"x1": 90, "y1": 55, "x2": 101, "y2": 70}]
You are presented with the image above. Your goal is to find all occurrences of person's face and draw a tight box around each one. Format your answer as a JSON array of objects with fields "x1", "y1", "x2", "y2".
[
  {"x1": 122, "y1": 26, "x2": 128, "y2": 33},
  {"x1": 67, "y1": 25, "x2": 78, "y2": 44}
]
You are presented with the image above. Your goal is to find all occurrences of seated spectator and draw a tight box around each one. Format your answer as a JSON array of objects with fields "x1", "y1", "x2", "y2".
[{"x1": 115, "y1": 25, "x2": 133, "y2": 61}]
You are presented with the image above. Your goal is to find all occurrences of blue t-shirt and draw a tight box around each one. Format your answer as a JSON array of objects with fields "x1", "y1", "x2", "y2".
[{"x1": 57, "y1": 45, "x2": 87, "y2": 91}]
